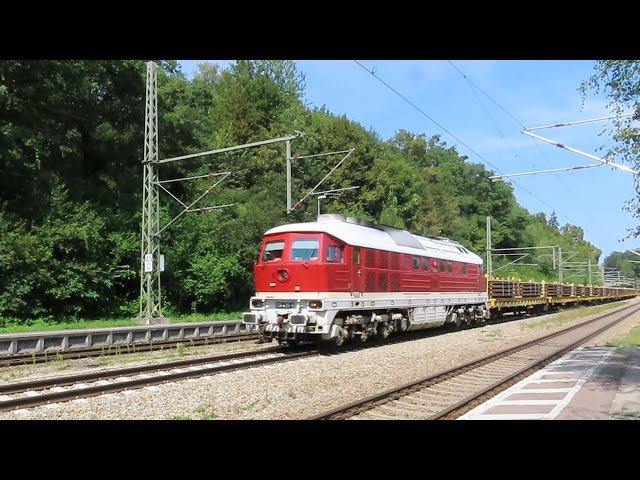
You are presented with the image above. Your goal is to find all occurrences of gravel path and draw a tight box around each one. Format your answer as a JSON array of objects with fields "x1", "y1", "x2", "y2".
[{"x1": 1, "y1": 299, "x2": 635, "y2": 420}]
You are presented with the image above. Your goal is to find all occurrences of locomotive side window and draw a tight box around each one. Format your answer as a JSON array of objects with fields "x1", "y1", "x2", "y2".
[
  {"x1": 422, "y1": 257, "x2": 429, "y2": 271},
  {"x1": 432, "y1": 259, "x2": 439, "y2": 272},
  {"x1": 262, "y1": 240, "x2": 285, "y2": 261},
  {"x1": 291, "y1": 239, "x2": 319, "y2": 261},
  {"x1": 447, "y1": 261, "x2": 453, "y2": 273},
  {"x1": 440, "y1": 259, "x2": 446, "y2": 273},
  {"x1": 326, "y1": 245, "x2": 343, "y2": 263},
  {"x1": 412, "y1": 257, "x2": 420, "y2": 269},
  {"x1": 461, "y1": 263, "x2": 467, "y2": 274},
  {"x1": 353, "y1": 247, "x2": 360, "y2": 265}
]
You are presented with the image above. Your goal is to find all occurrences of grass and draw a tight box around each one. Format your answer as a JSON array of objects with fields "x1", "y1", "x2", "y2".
[
  {"x1": 240, "y1": 400, "x2": 259, "y2": 411},
  {"x1": 522, "y1": 301, "x2": 629, "y2": 331},
  {"x1": 0, "y1": 310, "x2": 244, "y2": 335},
  {"x1": 193, "y1": 404, "x2": 218, "y2": 420},
  {"x1": 610, "y1": 406, "x2": 640, "y2": 420},
  {"x1": 169, "y1": 405, "x2": 220, "y2": 421},
  {"x1": 607, "y1": 325, "x2": 640, "y2": 348}
]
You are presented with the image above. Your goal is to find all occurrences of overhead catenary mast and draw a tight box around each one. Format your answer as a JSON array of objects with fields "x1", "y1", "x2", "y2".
[
  {"x1": 138, "y1": 61, "x2": 304, "y2": 324},
  {"x1": 139, "y1": 61, "x2": 162, "y2": 323}
]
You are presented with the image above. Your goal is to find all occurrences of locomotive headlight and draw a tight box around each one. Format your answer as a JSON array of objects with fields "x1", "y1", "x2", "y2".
[
  {"x1": 277, "y1": 269, "x2": 290, "y2": 282},
  {"x1": 308, "y1": 300, "x2": 322, "y2": 309},
  {"x1": 251, "y1": 299, "x2": 264, "y2": 308}
]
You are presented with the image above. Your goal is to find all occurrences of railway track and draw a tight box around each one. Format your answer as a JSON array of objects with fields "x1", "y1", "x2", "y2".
[
  {"x1": 0, "y1": 345, "x2": 318, "y2": 412},
  {"x1": 0, "y1": 323, "x2": 495, "y2": 412},
  {"x1": 2, "y1": 299, "x2": 625, "y2": 368},
  {"x1": 1, "y1": 298, "x2": 629, "y2": 368},
  {"x1": 311, "y1": 301, "x2": 640, "y2": 420},
  {"x1": 0, "y1": 332, "x2": 260, "y2": 367}
]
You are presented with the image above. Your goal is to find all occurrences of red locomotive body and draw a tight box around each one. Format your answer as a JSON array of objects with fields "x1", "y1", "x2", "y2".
[{"x1": 254, "y1": 232, "x2": 486, "y2": 295}]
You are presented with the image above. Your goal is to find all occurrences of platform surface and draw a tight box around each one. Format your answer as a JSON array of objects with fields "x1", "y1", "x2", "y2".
[{"x1": 459, "y1": 346, "x2": 640, "y2": 420}]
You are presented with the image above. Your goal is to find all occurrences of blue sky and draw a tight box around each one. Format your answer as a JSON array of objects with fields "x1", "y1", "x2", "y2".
[{"x1": 179, "y1": 60, "x2": 638, "y2": 262}]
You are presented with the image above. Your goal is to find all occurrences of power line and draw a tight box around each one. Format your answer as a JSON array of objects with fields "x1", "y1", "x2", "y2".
[
  {"x1": 446, "y1": 60, "x2": 576, "y2": 196},
  {"x1": 446, "y1": 61, "x2": 523, "y2": 126},
  {"x1": 353, "y1": 60, "x2": 576, "y2": 225},
  {"x1": 458, "y1": 72, "x2": 504, "y2": 139}
]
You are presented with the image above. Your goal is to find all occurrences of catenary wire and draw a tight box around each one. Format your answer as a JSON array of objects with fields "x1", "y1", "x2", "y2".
[
  {"x1": 353, "y1": 60, "x2": 576, "y2": 224},
  {"x1": 446, "y1": 60, "x2": 576, "y2": 196}
]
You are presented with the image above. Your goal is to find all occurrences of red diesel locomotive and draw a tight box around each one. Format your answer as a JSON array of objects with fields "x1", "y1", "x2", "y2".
[{"x1": 243, "y1": 214, "x2": 489, "y2": 345}]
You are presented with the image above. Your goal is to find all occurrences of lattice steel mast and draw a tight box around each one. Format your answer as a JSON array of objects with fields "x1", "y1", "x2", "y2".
[
  {"x1": 139, "y1": 61, "x2": 163, "y2": 322},
  {"x1": 136, "y1": 61, "x2": 353, "y2": 323}
]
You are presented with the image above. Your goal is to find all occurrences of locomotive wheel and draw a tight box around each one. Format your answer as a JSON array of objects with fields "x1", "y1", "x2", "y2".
[
  {"x1": 397, "y1": 318, "x2": 408, "y2": 333},
  {"x1": 381, "y1": 324, "x2": 391, "y2": 339},
  {"x1": 375, "y1": 324, "x2": 390, "y2": 344},
  {"x1": 450, "y1": 312, "x2": 461, "y2": 330}
]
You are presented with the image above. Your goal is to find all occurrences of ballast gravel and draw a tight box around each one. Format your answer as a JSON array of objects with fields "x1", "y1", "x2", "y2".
[
  {"x1": 1, "y1": 300, "x2": 636, "y2": 420},
  {"x1": 0, "y1": 338, "x2": 270, "y2": 385}
]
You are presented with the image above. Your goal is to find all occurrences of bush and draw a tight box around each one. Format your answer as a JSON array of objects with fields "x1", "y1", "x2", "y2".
[
  {"x1": 183, "y1": 251, "x2": 251, "y2": 312},
  {"x1": 0, "y1": 183, "x2": 137, "y2": 321}
]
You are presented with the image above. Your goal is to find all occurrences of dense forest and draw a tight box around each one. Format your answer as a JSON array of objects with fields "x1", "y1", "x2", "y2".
[{"x1": 0, "y1": 60, "x2": 606, "y2": 322}]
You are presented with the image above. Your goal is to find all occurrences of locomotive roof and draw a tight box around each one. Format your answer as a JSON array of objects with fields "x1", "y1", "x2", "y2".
[{"x1": 264, "y1": 216, "x2": 483, "y2": 265}]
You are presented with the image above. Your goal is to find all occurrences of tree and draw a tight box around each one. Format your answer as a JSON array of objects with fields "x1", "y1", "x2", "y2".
[
  {"x1": 604, "y1": 250, "x2": 640, "y2": 279},
  {"x1": 548, "y1": 211, "x2": 559, "y2": 229},
  {"x1": 0, "y1": 59, "x2": 608, "y2": 321}
]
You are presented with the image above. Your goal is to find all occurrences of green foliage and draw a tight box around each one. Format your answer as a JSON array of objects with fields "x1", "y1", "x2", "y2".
[
  {"x1": 0, "y1": 59, "x2": 607, "y2": 322},
  {"x1": 183, "y1": 250, "x2": 250, "y2": 312},
  {"x1": 0, "y1": 181, "x2": 136, "y2": 318},
  {"x1": 604, "y1": 250, "x2": 640, "y2": 279}
]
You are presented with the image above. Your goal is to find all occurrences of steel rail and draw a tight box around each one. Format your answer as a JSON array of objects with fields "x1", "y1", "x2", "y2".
[
  {"x1": 310, "y1": 301, "x2": 640, "y2": 420},
  {"x1": 0, "y1": 348, "x2": 319, "y2": 412},
  {"x1": 0, "y1": 345, "x2": 285, "y2": 395},
  {"x1": 431, "y1": 305, "x2": 637, "y2": 419}
]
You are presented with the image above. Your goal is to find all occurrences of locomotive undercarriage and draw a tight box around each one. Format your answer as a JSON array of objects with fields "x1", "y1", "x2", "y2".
[{"x1": 255, "y1": 303, "x2": 489, "y2": 346}]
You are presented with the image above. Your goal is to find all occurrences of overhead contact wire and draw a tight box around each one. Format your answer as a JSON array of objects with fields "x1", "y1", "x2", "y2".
[{"x1": 353, "y1": 60, "x2": 575, "y2": 225}]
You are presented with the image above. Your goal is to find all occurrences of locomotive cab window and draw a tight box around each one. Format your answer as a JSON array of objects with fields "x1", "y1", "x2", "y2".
[
  {"x1": 326, "y1": 245, "x2": 343, "y2": 263},
  {"x1": 262, "y1": 240, "x2": 285, "y2": 261},
  {"x1": 291, "y1": 239, "x2": 319, "y2": 261}
]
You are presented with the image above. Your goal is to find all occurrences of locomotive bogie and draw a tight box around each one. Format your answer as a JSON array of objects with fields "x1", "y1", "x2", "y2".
[{"x1": 245, "y1": 293, "x2": 490, "y2": 343}]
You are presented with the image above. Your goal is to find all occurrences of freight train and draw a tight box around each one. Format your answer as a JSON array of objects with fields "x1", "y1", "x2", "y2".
[{"x1": 242, "y1": 214, "x2": 636, "y2": 345}]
